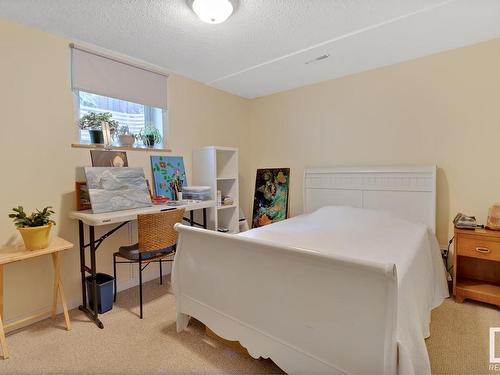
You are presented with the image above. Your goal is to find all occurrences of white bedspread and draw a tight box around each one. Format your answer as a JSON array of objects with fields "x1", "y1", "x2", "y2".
[{"x1": 240, "y1": 206, "x2": 449, "y2": 375}]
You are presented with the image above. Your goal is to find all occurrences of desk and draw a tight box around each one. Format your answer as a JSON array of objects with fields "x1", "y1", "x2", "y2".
[
  {"x1": 0, "y1": 237, "x2": 73, "y2": 359},
  {"x1": 69, "y1": 200, "x2": 215, "y2": 329}
]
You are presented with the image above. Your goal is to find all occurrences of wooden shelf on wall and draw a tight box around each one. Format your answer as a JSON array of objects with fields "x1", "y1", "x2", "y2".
[{"x1": 71, "y1": 143, "x2": 172, "y2": 153}]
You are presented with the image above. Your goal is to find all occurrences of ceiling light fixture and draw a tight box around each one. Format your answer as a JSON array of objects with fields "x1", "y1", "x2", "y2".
[{"x1": 191, "y1": 0, "x2": 234, "y2": 24}]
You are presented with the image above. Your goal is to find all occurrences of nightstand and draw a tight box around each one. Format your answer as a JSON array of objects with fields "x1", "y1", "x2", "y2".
[{"x1": 453, "y1": 228, "x2": 500, "y2": 307}]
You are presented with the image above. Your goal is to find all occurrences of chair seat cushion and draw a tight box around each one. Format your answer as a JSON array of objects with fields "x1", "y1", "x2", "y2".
[{"x1": 118, "y1": 243, "x2": 175, "y2": 261}]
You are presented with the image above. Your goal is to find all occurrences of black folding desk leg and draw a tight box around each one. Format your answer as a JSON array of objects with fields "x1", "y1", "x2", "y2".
[
  {"x1": 203, "y1": 208, "x2": 207, "y2": 229},
  {"x1": 78, "y1": 220, "x2": 86, "y2": 309},
  {"x1": 190, "y1": 211, "x2": 194, "y2": 226},
  {"x1": 89, "y1": 226, "x2": 101, "y2": 325},
  {"x1": 77, "y1": 222, "x2": 104, "y2": 329}
]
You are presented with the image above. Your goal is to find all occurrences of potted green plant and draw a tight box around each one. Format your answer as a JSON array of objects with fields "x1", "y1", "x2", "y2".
[
  {"x1": 78, "y1": 112, "x2": 119, "y2": 144},
  {"x1": 9, "y1": 206, "x2": 56, "y2": 250},
  {"x1": 116, "y1": 125, "x2": 136, "y2": 147},
  {"x1": 139, "y1": 125, "x2": 162, "y2": 148}
]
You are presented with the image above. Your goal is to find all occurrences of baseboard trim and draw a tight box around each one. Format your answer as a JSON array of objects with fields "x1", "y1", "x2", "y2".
[{"x1": 4, "y1": 270, "x2": 172, "y2": 334}]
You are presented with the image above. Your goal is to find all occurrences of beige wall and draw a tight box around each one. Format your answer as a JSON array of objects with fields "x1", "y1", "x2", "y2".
[
  {"x1": 241, "y1": 38, "x2": 500, "y2": 246},
  {"x1": 0, "y1": 18, "x2": 249, "y2": 325}
]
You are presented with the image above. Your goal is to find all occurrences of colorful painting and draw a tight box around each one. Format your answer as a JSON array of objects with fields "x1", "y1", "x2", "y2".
[
  {"x1": 150, "y1": 156, "x2": 187, "y2": 200},
  {"x1": 84, "y1": 167, "x2": 152, "y2": 214},
  {"x1": 251, "y1": 168, "x2": 290, "y2": 228}
]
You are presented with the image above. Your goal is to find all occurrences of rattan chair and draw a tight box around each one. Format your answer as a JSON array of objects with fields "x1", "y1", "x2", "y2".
[{"x1": 113, "y1": 208, "x2": 185, "y2": 319}]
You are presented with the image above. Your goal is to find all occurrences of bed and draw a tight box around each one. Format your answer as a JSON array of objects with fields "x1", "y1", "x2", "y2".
[{"x1": 172, "y1": 166, "x2": 449, "y2": 374}]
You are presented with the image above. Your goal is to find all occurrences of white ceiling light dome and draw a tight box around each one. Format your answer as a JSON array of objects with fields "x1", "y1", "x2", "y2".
[{"x1": 191, "y1": 0, "x2": 234, "y2": 24}]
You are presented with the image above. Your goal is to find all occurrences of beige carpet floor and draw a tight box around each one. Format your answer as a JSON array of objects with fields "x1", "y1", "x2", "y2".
[
  {"x1": 0, "y1": 278, "x2": 498, "y2": 374},
  {"x1": 426, "y1": 297, "x2": 500, "y2": 375}
]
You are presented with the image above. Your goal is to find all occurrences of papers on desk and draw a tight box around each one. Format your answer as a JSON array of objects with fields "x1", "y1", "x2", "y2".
[{"x1": 166, "y1": 200, "x2": 200, "y2": 207}]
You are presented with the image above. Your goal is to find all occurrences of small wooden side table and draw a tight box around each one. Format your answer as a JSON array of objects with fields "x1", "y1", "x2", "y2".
[
  {"x1": 0, "y1": 236, "x2": 73, "y2": 359},
  {"x1": 453, "y1": 228, "x2": 500, "y2": 307}
]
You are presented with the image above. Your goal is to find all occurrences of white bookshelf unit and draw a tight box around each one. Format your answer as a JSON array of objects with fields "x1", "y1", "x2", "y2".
[{"x1": 192, "y1": 146, "x2": 239, "y2": 233}]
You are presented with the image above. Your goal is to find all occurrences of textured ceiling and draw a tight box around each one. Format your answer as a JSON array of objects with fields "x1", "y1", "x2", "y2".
[{"x1": 0, "y1": 0, "x2": 499, "y2": 98}]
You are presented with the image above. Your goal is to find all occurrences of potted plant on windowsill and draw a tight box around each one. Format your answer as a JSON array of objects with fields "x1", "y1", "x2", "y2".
[
  {"x1": 9, "y1": 206, "x2": 56, "y2": 250},
  {"x1": 116, "y1": 125, "x2": 136, "y2": 147},
  {"x1": 139, "y1": 125, "x2": 162, "y2": 148},
  {"x1": 78, "y1": 112, "x2": 119, "y2": 144}
]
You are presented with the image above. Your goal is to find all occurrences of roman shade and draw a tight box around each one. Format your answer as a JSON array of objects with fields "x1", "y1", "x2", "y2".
[{"x1": 71, "y1": 45, "x2": 168, "y2": 109}]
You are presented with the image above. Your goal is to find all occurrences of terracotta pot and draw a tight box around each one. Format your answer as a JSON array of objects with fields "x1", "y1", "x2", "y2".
[{"x1": 18, "y1": 224, "x2": 52, "y2": 250}]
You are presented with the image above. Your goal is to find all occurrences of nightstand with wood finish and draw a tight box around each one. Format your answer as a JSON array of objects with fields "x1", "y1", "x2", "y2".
[{"x1": 453, "y1": 228, "x2": 500, "y2": 307}]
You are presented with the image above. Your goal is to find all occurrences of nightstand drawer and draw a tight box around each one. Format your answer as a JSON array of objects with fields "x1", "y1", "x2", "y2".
[{"x1": 457, "y1": 237, "x2": 500, "y2": 261}]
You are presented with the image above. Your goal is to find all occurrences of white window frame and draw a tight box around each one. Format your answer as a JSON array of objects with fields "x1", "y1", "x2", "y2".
[{"x1": 74, "y1": 90, "x2": 167, "y2": 147}]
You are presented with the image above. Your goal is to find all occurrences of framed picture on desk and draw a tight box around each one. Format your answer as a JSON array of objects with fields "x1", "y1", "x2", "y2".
[
  {"x1": 90, "y1": 150, "x2": 128, "y2": 167},
  {"x1": 150, "y1": 156, "x2": 187, "y2": 200},
  {"x1": 75, "y1": 182, "x2": 91, "y2": 211},
  {"x1": 84, "y1": 167, "x2": 152, "y2": 214}
]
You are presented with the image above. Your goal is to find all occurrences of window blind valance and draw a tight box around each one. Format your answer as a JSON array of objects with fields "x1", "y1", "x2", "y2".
[{"x1": 71, "y1": 45, "x2": 168, "y2": 109}]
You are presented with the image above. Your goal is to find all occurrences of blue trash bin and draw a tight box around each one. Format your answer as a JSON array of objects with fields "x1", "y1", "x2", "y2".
[{"x1": 86, "y1": 273, "x2": 114, "y2": 314}]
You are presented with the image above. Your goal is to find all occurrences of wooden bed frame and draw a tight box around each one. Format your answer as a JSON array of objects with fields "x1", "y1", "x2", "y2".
[{"x1": 172, "y1": 166, "x2": 437, "y2": 374}]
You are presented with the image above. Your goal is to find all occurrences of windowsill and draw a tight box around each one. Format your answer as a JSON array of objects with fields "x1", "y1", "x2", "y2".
[{"x1": 71, "y1": 143, "x2": 172, "y2": 152}]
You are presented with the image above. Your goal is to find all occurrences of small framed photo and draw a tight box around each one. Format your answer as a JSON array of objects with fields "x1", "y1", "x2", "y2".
[
  {"x1": 75, "y1": 181, "x2": 91, "y2": 211},
  {"x1": 90, "y1": 150, "x2": 128, "y2": 167}
]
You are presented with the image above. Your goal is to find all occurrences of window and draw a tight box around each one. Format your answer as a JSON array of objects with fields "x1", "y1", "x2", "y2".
[
  {"x1": 71, "y1": 45, "x2": 168, "y2": 146},
  {"x1": 77, "y1": 90, "x2": 164, "y2": 145}
]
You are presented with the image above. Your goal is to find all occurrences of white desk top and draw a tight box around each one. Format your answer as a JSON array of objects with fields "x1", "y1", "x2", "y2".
[{"x1": 69, "y1": 200, "x2": 216, "y2": 226}]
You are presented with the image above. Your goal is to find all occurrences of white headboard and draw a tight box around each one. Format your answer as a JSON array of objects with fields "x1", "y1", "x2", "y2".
[{"x1": 304, "y1": 166, "x2": 437, "y2": 233}]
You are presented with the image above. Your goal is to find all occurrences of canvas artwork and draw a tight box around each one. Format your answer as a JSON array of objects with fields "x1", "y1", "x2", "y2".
[
  {"x1": 84, "y1": 167, "x2": 152, "y2": 214},
  {"x1": 251, "y1": 168, "x2": 290, "y2": 228},
  {"x1": 90, "y1": 150, "x2": 128, "y2": 167},
  {"x1": 150, "y1": 156, "x2": 187, "y2": 200},
  {"x1": 75, "y1": 182, "x2": 91, "y2": 211}
]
